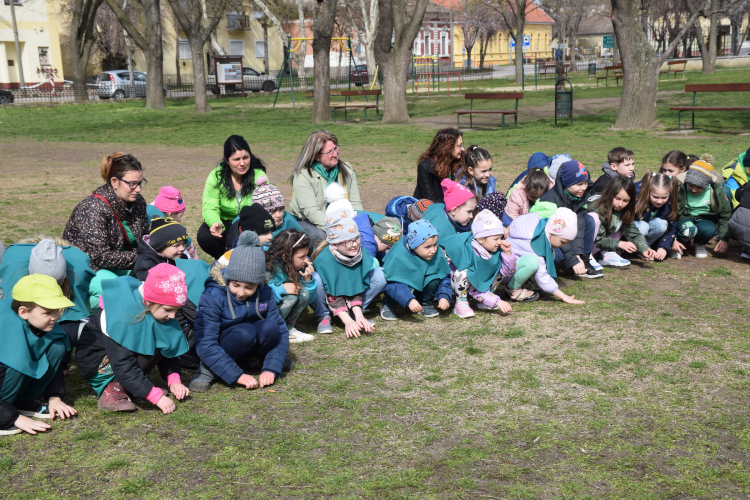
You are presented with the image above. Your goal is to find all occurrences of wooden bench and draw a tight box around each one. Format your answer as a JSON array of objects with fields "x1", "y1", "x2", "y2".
[
  {"x1": 660, "y1": 59, "x2": 687, "y2": 80},
  {"x1": 670, "y1": 83, "x2": 750, "y2": 131},
  {"x1": 538, "y1": 63, "x2": 569, "y2": 79},
  {"x1": 305, "y1": 90, "x2": 341, "y2": 98},
  {"x1": 331, "y1": 90, "x2": 381, "y2": 122},
  {"x1": 453, "y1": 92, "x2": 523, "y2": 130},
  {"x1": 596, "y1": 65, "x2": 623, "y2": 87}
]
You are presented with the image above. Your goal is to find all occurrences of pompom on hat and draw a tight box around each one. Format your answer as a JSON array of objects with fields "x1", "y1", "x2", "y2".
[
  {"x1": 252, "y1": 177, "x2": 285, "y2": 212},
  {"x1": 142, "y1": 263, "x2": 187, "y2": 307},
  {"x1": 324, "y1": 182, "x2": 356, "y2": 219}
]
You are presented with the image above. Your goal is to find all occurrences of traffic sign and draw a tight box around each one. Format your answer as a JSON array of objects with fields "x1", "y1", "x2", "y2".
[{"x1": 603, "y1": 35, "x2": 614, "y2": 49}]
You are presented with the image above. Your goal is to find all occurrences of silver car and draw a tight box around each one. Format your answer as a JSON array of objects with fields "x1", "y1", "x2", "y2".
[
  {"x1": 207, "y1": 66, "x2": 277, "y2": 93},
  {"x1": 97, "y1": 70, "x2": 167, "y2": 100}
]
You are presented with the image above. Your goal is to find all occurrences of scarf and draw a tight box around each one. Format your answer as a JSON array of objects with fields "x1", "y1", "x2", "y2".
[
  {"x1": 312, "y1": 161, "x2": 340, "y2": 186},
  {"x1": 471, "y1": 240, "x2": 492, "y2": 260},
  {"x1": 330, "y1": 245, "x2": 363, "y2": 267},
  {"x1": 448, "y1": 212, "x2": 472, "y2": 233}
]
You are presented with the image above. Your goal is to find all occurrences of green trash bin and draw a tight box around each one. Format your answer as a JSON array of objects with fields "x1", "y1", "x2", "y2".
[{"x1": 555, "y1": 78, "x2": 573, "y2": 128}]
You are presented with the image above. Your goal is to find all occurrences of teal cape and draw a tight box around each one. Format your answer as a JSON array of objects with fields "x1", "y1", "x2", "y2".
[
  {"x1": 359, "y1": 211, "x2": 385, "y2": 223},
  {"x1": 175, "y1": 259, "x2": 210, "y2": 306},
  {"x1": 314, "y1": 247, "x2": 372, "y2": 297},
  {"x1": 146, "y1": 205, "x2": 165, "y2": 220},
  {"x1": 0, "y1": 243, "x2": 95, "y2": 322},
  {"x1": 530, "y1": 219, "x2": 557, "y2": 279},
  {"x1": 101, "y1": 276, "x2": 188, "y2": 358},
  {"x1": 383, "y1": 238, "x2": 451, "y2": 291},
  {"x1": 422, "y1": 203, "x2": 456, "y2": 242},
  {"x1": 273, "y1": 211, "x2": 304, "y2": 237},
  {"x1": 441, "y1": 232, "x2": 503, "y2": 293},
  {"x1": 0, "y1": 298, "x2": 70, "y2": 379}
]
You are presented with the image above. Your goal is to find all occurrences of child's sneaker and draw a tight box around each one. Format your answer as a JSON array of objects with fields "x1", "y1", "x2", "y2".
[
  {"x1": 577, "y1": 259, "x2": 603, "y2": 279},
  {"x1": 475, "y1": 302, "x2": 496, "y2": 311},
  {"x1": 316, "y1": 316, "x2": 333, "y2": 334},
  {"x1": 668, "y1": 250, "x2": 682, "y2": 260},
  {"x1": 288, "y1": 327, "x2": 315, "y2": 343},
  {"x1": 588, "y1": 254, "x2": 603, "y2": 271},
  {"x1": 420, "y1": 303, "x2": 439, "y2": 318},
  {"x1": 598, "y1": 251, "x2": 630, "y2": 267},
  {"x1": 0, "y1": 425, "x2": 22, "y2": 436},
  {"x1": 695, "y1": 244, "x2": 708, "y2": 258},
  {"x1": 380, "y1": 302, "x2": 397, "y2": 321},
  {"x1": 15, "y1": 400, "x2": 50, "y2": 419},
  {"x1": 741, "y1": 252, "x2": 750, "y2": 260},
  {"x1": 98, "y1": 382, "x2": 137, "y2": 412},
  {"x1": 453, "y1": 300, "x2": 475, "y2": 319}
]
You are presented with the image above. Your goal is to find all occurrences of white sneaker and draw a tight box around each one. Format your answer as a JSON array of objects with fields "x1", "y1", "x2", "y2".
[
  {"x1": 695, "y1": 244, "x2": 708, "y2": 258},
  {"x1": 598, "y1": 251, "x2": 630, "y2": 267},
  {"x1": 741, "y1": 252, "x2": 750, "y2": 260},
  {"x1": 589, "y1": 254, "x2": 603, "y2": 271},
  {"x1": 668, "y1": 250, "x2": 682, "y2": 260},
  {"x1": 288, "y1": 327, "x2": 315, "y2": 343}
]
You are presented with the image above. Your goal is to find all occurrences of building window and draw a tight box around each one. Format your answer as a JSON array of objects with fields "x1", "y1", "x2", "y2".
[
  {"x1": 38, "y1": 47, "x2": 51, "y2": 66},
  {"x1": 254, "y1": 40, "x2": 266, "y2": 58},
  {"x1": 178, "y1": 39, "x2": 191, "y2": 60},
  {"x1": 425, "y1": 34, "x2": 430, "y2": 55},
  {"x1": 229, "y1": 40, "x2": 245, "y2": 57}
]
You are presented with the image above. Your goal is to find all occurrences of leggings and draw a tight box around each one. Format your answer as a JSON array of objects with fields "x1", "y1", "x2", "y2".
[
  {"x1": 197, "y1": 219, "x2": 235, "y2": 260},
  {"x1": 277, "y1": 287, "x2": 313, "y2": 325}
]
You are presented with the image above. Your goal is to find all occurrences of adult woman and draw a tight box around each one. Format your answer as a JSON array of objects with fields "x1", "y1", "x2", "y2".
[
  {"x1": 197, "y1": 135, "x2": 268, "y2": 259},
  {"x1": 287, "y1": 130, "x2": 363, "y2": 244},
  {"x1": 413, "y1": 128, "x2": 465, "y2": 204}
]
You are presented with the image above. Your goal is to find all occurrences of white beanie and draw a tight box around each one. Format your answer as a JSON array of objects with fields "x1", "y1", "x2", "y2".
[{"x1": 324, "y1": 182, "x2": 356, "y2": 220}]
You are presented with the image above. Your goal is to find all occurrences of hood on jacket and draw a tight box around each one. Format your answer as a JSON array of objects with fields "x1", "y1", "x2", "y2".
[
  {"x1": 508, "y1": 212, "x2": 542, "y2": 241},
  {"x1": 15, "y1": 234, "x2": 77, "y2": 248},
  {"x1": 601, "y1": 161, "x2": 635, "y2": 180},
  {"x1": 208, "y1": 260, "x2": 228, "y2": 288}
]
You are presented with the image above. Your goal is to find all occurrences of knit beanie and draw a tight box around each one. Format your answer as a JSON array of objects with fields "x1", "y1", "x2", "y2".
[
  {"x1": 476, "y1": 192, "x2": 508, "y2": 220},
  {"x1": 239, "y1": 203, "x2": 276, "y2": 235},
  {"x1": 326, "y1": 214, "x2": 360, "y2": 244},
  {"x1": 149, "y1": 217, "x2": 188, "y2": 251},
  {"x1": 559, "y1": 160, "x2": 589, "y2": 187},
  {"x1": 252, "y1": 177, "x2": 284, "y2": 212},
  {"x1": 28, "y1": 239, "x2": 67, "y2": 283},
  {"x1": 153, "y1": 186, "x2": 186, "y2": 214},
  {"x1": 441, "y1": 178, "x2": 475, "y2": 211},
  {"x1": 372, "y1": 217, "x2": 402, "y2": 247},
  {"x1": 685, "y1": 153, "x2": 715, "y2": 189},
  {"x1": 408, "y1": 199, "x2": 434, "y2": 222},
  {"x1": 549, "y1": 153, "x2": 572, "y2": 180},
  {"x1": 544, "y1": 207, "x2": 578, "y2": 241},
  {"x1": 744, "y1": 147, "x2": 750, "y2": 170},
  {"x1": 406, "y1": 219, "x2": 438, "y2": 250},
  {"x1": 471, "y1": 209, "x2": 504, "y2": 239},
  {"x1": 527, "y1": 152, "x2": 551, "y2": 169},
  {"x1": 142, "y1": 263, "x2": 187, "y2": 306},
  {"x1": 223, "y1": 231, "x2": 266, "y2": 284},
  {"x1": 324, "y1": 182, "x2": 356, "y2": 219}
]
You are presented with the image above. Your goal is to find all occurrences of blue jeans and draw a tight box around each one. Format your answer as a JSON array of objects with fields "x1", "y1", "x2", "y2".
[
  {"x1": 311, "y1": 267, "x2": 386, "y2": 319},
  {"x1": 634, "y1": 218, "x2": 668, "y2": 247}
]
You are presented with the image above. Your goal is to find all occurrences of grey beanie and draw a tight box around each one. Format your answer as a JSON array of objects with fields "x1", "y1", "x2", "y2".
[
  {"x1": 29, "y1": 239, "x2": 67, "y2": 283},
  {"x1": 223, "y1": 231, "x2": 266, "y2": 284}
]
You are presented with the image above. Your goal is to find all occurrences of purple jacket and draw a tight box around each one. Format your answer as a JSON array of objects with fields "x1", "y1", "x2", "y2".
[{"x1": 506, "y1": 213, "x2": 558, "y2": 294}]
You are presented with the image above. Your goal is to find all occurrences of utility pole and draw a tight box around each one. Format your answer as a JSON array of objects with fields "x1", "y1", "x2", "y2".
[
  {"x1": 9, "y1": 0, "x2": 26, "y2": 91},
  {"x1": 449, "y1": 0, "x2": 454, "y2": 69}
]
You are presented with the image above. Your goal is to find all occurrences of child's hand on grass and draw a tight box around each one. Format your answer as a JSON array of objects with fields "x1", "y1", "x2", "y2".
[
  {"x1": 237, "y1": 374, "x2": 259, "y2": 389},
  {"x1": 156, "y1": 395, "x2": 176, "y2": 414},
  {"x1": 48, "y1": 397, "x2": 76, "y2": 420},
  {"x1": 169, "y1": 382, "x2": 190, "y2": 400},
  {"x1": 259, "y1": 371, "x2": 275, "y2": 388},
  {"x1": 14, "y1": 415, "x2": 50, "y2": 435},
  {"x1": 408, "y1": 300, "x2": 423, "y2": 313},
  {"x1": 339, "y1": 314, "x2": 361, "y2": 338},
  {"x1": 671, "y1": 240, "x2": 685, "y2": 254},
  {"x1": 642, "y1": 249, "x2": 657, "y2": 260},
  {"x1": 572, "y1": 257, "x2": 586, "y2": 275},
  {"x1": 714, "y1": 240, "x2": 728, "y2": 253},
  {"x1": 618, "y1": 241, "x2": 638, "y2": 253},
  {"x1": 653, "y1": 248, "x2": 667, "y2": 261},
  {"x1": 437, "y1": 298, "x2": 450, "y2": 310},
  {"x1": 497, "y1": 300, "x2": 512, "y2": 314},
  {"x1": 353, "y1": 308, "x2": 373, "y2": 333}
]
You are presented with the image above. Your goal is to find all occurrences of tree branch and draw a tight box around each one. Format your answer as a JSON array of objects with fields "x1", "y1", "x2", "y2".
[{"x1": 104, "y1": 0, "x2": 148, "y2": 49}]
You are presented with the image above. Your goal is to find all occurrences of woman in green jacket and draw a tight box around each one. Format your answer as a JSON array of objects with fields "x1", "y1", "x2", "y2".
[
  {"x1": 197, "y1": 135, "x2": 268, "y2": 259},
  {"x1": 287, "y1": 130, "x2": 363, "y2": 246}
]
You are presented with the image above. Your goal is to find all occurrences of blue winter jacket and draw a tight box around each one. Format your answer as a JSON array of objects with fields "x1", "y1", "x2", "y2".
[{"x1": 637, "y1": 202, "x2": 677, "y2": 251}]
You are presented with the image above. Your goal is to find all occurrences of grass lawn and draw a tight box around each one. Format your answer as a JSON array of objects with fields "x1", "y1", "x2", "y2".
[{"x1": 0, "y1": 68, "x2": 749, "y2": 499}]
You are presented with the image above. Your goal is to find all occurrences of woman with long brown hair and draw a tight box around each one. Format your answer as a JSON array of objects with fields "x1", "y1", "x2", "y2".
[{"x1": 413, "y1": 128, "x2": 465, "y2": 203}]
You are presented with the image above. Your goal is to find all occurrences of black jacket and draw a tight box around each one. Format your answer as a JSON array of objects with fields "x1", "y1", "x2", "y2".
[
  {"x1": 76, "y1": 311, "x2": 181, "y2": 400},
  {"x1": 590, "y1": 162, "x2": 635, "y2": 195},
  {"x1": 413, "y1": 159, "x2": 445, "y2": 204},
  {"x1": 132, "y1": 235, "x2": 175, "y2": 281}
]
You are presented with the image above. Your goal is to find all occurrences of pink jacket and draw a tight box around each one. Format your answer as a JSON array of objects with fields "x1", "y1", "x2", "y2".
[{"x1": 506, "y1": 175, "x2": 555, "y2": 221}]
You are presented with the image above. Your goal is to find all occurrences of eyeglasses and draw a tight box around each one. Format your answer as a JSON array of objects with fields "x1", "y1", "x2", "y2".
[
  {"x1": 321, "y1": 146, "x2": 339, "y2": 157},
  {"x1": 339, "y1": 237, "x2": 360, "y2": 248},
  {"x1": 119, "y1": 178, "x2": 148, "y2": 190}
]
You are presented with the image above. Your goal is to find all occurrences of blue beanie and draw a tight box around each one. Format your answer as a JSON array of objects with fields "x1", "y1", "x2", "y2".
[
  {"x1": 743, "y1": 147, "x2": 750, "y2": 169},
  {"x1": 527, "y1": 152, "x2": 551, "y2": 170},
  {"x1": 559, "y1": 160, "x2": 589, "y2": 188},
  {"x1": 406, "y1": 219, "x2": 438, "y2": 250}
]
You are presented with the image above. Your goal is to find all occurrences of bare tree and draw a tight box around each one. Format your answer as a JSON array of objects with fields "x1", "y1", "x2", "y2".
[
  {"x1": 727, "y1": 0, "x2": 749, "y2": 54},
  {"x1": 68, "y1": 0, "x2": 105, "y2": 100},
  {"x1": 544, "y1": 0, "x2": 602, "y2": 63},
  {"x1": 311, "y1": 0, "x2": 338, "y2": 122},
  {"x1": 495, "y1": 0, "x2": 536, "y2": 83},
  {"x1": 346, "y1": 0, "x2": 379, "y2": 74},
  {"x1": 459, "y1": 0, "x2": 482, "y2": 68}
]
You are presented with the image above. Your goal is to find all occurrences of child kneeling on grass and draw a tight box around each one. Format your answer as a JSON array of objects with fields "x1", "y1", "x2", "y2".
[
  {"x1": 380, "y1": 220, "x2": 453, "y2": 321},
  {"x1": 0, "y1": 275, "x2": 76, "y2": 436},
  {"x1": 422, "y1": 179, "x2": 477, "y2": 241},
  {"x1": 634, "y1": 172, "x2": 681, "y2": 261},
  {"x1": 76, "y1": 264, "x2": 190, "y2": 414}
]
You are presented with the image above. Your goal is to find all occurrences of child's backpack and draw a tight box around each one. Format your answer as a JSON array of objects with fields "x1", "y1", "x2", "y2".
[{"x1": 385, "y1": 196, "x2": 418, "y2": 235}]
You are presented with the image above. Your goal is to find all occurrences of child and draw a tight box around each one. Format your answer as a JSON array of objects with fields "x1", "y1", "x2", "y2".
[
  {"x1": 477, "y1": 192, "x2": 509, "y2": 221},
  {"x1": 676, "y1": 155, "x2": 732, "y2": 258},
  {"x1": 75, "y1": 264, "x2": 190, "y2": 413},
  {"x1": 133, "y1": 217, "x2": 189, "y2": 281},
  {"x1": 591, "y1": 147, "x2": 636, "y2": 195},
  {"x1": 455, "y1": 145, "x2": 497, "y2": 198},
  {"x1": 380, "y1": 219, "x2": 453, "y2": 320},
  {"x1": 408, "y1": 199, "x2": 434, "y2": 223},
  {"x1": 721, "y1": 146, "x2": 750, "y2": 209},
  {"x1": 728, "y1": 184, "x2": 750, "y2": 259},
  {"x1": 659, "y1": 150, "x2": 689, "y2": 177},
  {"x1": 189, "y1": 237, "x2": 289, "y2": 393},
  {"x1": 443, "y1": 210, "x2": 540, "y2": 319},
  {"x1": 312, "y1": 212, "x2": 384, "y2": 339},
  {"x1": 251, "y1": 178, "x2": 304, "y2": 236},
  {"x1": 634, "y1": 172, "x2": 681, "y2": 261},
  {"x1": 506, "y1": 208, "x2": 585, "y2": 304},
  {"x1": 589, "y1": 176, "x2": 656, "y2": 266},
  {"x1": 0, "y1": 275, "x2": 76, "y2": 436},
  {"x1": 504, "y1": 167, "x2": 554, "y2": 227},
  {"x1": 371, "y1": 217, "x2": 402, "y2": 263},
  {"x1": 265, "y1": 229, "x2": 316, "y2": 343},
  {"x1": 149, "y1": 186, "x2": 199, "y2": 260},
  {"x1": 225, "y1": 203, "x2": 276, "y2": 251},
  {"x1": 422, "y1": 179, "x2": 477, "y2": 241}
]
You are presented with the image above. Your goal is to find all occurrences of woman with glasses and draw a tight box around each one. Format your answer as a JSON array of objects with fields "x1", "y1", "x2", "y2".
[
  {"x1": 287, "y1": 130, "x2": 363, "y2": 247},
  {"x1": 413, "y1": 128, "x2": 465, "y2": 204}
]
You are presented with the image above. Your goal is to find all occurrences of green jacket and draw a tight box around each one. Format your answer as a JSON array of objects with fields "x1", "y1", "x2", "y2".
[
  {"x1": 722, "y1": 152, "x2": 749, "y2": 209},
  {"x1": 287, "y1": 162, "x2": 363, "y2": 230},
  {"x1": 677, "y1": 180, "x2": 732, "y2": 241},
  {"x1": 588, "y1": 200, "x2": 649, "y2": 254},
  {"x1": 201, "y1": 165, "x2": 268, "y2": 230}
]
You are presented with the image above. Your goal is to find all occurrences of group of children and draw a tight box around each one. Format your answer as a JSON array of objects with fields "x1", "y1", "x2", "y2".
[{"x1": 1, "y1": 138, "x2": 747, "y2": 437}]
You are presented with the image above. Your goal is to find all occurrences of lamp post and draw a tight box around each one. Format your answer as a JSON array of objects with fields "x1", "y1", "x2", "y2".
[{"x1": 9, "y1": 0, "x2": 26, "y2": 91}]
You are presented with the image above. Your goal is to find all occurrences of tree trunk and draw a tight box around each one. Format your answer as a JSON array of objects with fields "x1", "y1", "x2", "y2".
[
  {"x1": 143, "y1": 0, "x2": 165, "y2": 108},
  {"x1": 70, "y1": 0, "x2": 103, "y2": 102},
  {"x1": 311, "y1": 0, "x2": 338, "y2": 122},
  {"x1": 70, "y1": 40, "x2": 95, "y2": 102},
  {"x1": 514, "y1": 31, "x2": 524, "y2": 82},
  {"x1": 479, "y1": 37, "x2": 489, "y2": 69},
  {"x1": 379, "y1": 55, "x2": 410, "y2": 121},
  {"x1": 188, "y1": 37, "x2": 210, "y2": 112},
  {"x1": 465, "y1": 43, "x2": 473, "y2": 68},
  {"x1": 706, "y1": 7, "x2": 719, "y2": 72},
  {"x1": 730, "y1": 12, "x2": 743, "y2": 55},
  {"x1": 294, "y1": 1, "x2": 308, "y2": 90},
  {"x1": 175, "y1": 17, "x2": 182, "y2": 86}
]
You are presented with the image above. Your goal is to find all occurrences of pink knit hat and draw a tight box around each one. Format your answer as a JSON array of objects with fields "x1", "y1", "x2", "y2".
[
  {"x1": 153, "y1": 186, "x2": 186, "y2": 214},
  {"x1": 142, "y1": 263, "x2": 187, "y2": 307},
  {"x1": 544, "y1": 207, "x2": 578, "y2": 241},
  {"x1": 441, "y1": 178, "x2": 475, "y2": 211}
]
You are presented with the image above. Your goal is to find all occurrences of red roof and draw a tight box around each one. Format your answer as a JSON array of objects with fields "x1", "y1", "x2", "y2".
[{"x1": 429, "y1": 0, "x2": 553, "y2": 24}]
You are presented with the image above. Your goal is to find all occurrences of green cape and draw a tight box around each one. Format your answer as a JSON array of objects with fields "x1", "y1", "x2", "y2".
[
  {"x1": 382, "y1": 239, "x2": 451, "y2": 291},
  {"x1": 314, "y1": 246, "x2": 372, "y2": 297},
  {"x1": 273, "y1": 211, "x2": 304, "y2": 237},
  {"x1": 530, "y1": 219, "x2": 557, "y2": 279},
  {"x1": 101, "y1": 276, "x2": 188, "y2": 358},
  {"x1": 0, "y1": 298, "x2": 70, "y2": 379},
  {"x1": 422, "y1": 203, "x2": 456, "y2": 242},
  {"x1": 175, "y1": 259, "x2": 210, "y2": 306},
  {"x1": 0, "y1": 243, "x2": 95, "y2": 322},
  {"x1": 441, "y1": 232, "x2": 503, "y2": 293}
]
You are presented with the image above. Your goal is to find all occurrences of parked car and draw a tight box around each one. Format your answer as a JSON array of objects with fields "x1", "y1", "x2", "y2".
[
  {"x1": 207, "y1": 66, "x2": 277, "y2": 93},
  {"x1": 97, "y1": 70, "x2": 167, "y2": 100},
  {"x1": 0, "y1": 89, "x2": 14, "y2": 104},
  {"x1": 349, "y1": 65, "x2": 369, "y2": 86}
]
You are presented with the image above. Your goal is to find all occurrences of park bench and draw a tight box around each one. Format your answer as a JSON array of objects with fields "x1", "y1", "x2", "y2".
[
  {"x1": 453, "y1": 92, "x2": 523, "y2": 130},
  {"x1": 660, "y1": 59, "x2": 687, "y2": 80},
  {"x1": 331, "y1": 89, "x2": 381, "y2": 122},
  {"x1": 538, "y1": 62, "x2": 569, "y2": 79},
  {"x1": 305, "y1": 90, "x2": 341, "y2": 98},
  {"x1": 670, "y1": 83, "x2": 750, "y2": 131},
  {"x1": 596, "y1": 65, "x2": 623, "y2": 87}
]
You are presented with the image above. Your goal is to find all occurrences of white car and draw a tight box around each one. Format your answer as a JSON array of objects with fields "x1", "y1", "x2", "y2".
[
  {"x1": 97, "y1": 70, "x2": 167, "y2": 100},
  {"x1": 207, "y1": 66, "x2": 277, "y2": 93}
]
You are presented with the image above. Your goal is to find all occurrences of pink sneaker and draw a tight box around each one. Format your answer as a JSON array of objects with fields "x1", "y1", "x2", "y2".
[{"x1": 453, "y1": 300, "x2": 475, "y2": 319}]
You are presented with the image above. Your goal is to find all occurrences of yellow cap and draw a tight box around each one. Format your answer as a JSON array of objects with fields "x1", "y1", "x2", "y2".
[{"x1": 12, "y1": 274, "x2": 75, "y2": 310}]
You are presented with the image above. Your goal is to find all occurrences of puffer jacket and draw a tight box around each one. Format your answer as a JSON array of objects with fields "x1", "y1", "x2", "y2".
[
  {"x1": 503, "y1": 174, "x2": 555, "y2": 226},
  {"x1": 676, "y1": 180, "x2": 733, "y2": 241},
  {"x1": 132, "y1": 235, "x2": 177, "y2": 281},
  {"x1": 63, "y1": 183, "x2": 149, "y2": 272},
  {"x1": 506, "y1": 213, "x2": 559, "y2": 294},
  {"x1": 728, "y1": 186, "x2": 750, "y2": 249},
  {"x1": 193, "y1": 262, "x2": 288, "y2": 385}
]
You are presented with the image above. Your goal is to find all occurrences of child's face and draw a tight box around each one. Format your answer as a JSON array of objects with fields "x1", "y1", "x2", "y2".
[
  {"x1": 477, "y1": 234, "x2": 504, "y2": 253},
  {"x1": 565, "y1": 181, "x2": 588, "y2": 199},
  {"x1": 660, "y1": 162, "x2": 685, "y2": 176},
  {"x1": 687, "y1": 183, "x2": 706, "y2": 195},
  {"x1": 612, "y1": 189, "x2": 631, "y2": 211},
  {"x1": 258, "y1": 231, "x2": 273, "y2": 245},
  {"x1": 333, "y1": 237, "x2": 361, "y2": 257},
  {"x1": 291, "y1": 247, "x2": 309, "y2": 271},
  {"x1": 160, "y1": 241, "x2": 185, "y2": 260},
  {"x1": 527, "y1": 189, "x2": 543, "y2": 205},
  {"x1": 612, "y1": 157, "x2": 635, "y2": 177},
  {"x1": 650, "y1": 186, "x2": 670, "y2": 208},
  {"x1": 18, "y1": 305, "x2": 62, "y2": 332},
  {"x1": 468, "y1": 160, "x2": 493, "y2": 185},
  {"x1": 270, "y1": 208, "x2": 285, "y2": 226},
  {"x1": 449, "y1": 197, "x2": 477, "y2": 226},
  {"x1": 374, "y1": 236, "x2": 390, "y2": 253},
  {"x1": 229, "y1": 280, "x2": 259, "y2": 301},
  {"x1": 548, "y1": 236, "x2": 571, "y2": 249},
  {"x1": 151, "y1": 304, "x2": 181, "y2": 323},
  {"x1": 166, "y1": 212, "x2": 184, "y2": 223},
  {"x1": 414, "y1": 235, "x2": 439, "y2": 260}
]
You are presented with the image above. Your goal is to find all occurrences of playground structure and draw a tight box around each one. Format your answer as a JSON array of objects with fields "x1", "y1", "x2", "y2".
[{"x1": 411, "y1": 56, "x2": 462, "y2": 97}]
